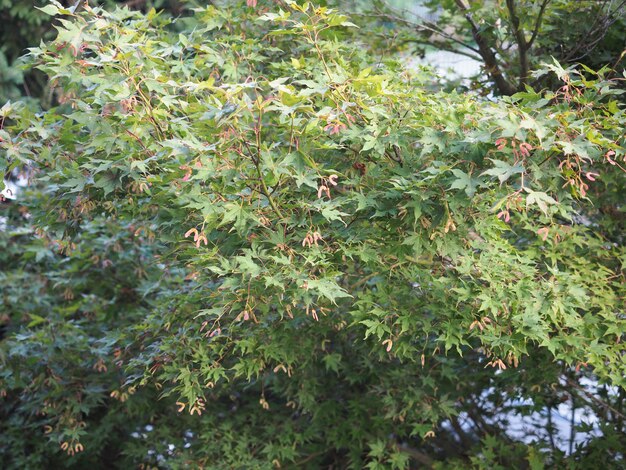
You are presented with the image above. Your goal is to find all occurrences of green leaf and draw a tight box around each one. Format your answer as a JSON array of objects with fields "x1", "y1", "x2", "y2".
[
  {"x1": 449, "y1": 169, "x2": 480, "y2": 197},
  {"x1": 306, "y1": 278, "x2": 352, "y2": 304},
  {"x1": 481, "y1": 159, "x2": 525, "y2": 184},
  {"x1": 526, "y1": 191, "x2": 557, "y2": 215},
  {"x1": 36, "y1": 4, "x2": 60, "y2": 16}
]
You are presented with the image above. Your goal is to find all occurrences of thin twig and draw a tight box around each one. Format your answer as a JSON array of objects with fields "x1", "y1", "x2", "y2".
[
  {"x1": 454, "y1": 0, "x2": 517, "y2": 95},
  {"x1": 506, "y1": 0, "x2": 529, "y2": 89},
  {"x1": 565, "y1": 377, "x2": 626, "y2": 421},
  {"x1": 361, "y1": 7, "x2": 480, "y2": 54},
  {"x1": 527, "y1": 0, "x2": 551, "y2": 49}
]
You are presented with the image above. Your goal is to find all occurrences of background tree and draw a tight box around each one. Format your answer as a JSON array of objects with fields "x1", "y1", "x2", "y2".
[
  {"x1": 355, "y1": 0, "x2": 626, "y2": 95},
  {"x1": 1, "y1": 1, "x2": 625, "y2": 468}
]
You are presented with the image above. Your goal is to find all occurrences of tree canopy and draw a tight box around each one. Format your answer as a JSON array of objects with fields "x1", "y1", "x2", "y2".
[{"x1": 1, "y1": 1, "x2": 625, "y2": 468}]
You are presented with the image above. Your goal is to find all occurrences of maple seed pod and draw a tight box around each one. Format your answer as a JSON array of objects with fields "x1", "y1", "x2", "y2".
[
  {"x1": 519, "y1": 142, "x2": 532, "y2": 157},
  {"x1": 537, "y1": 227, "x2": 549, "y2": 241},
  {"x1": 312, "y1": 232, "x2": 323, "y2": 244},
  {"x1": 302, "y1": 234, "x2": 315, "y2": 248},
  {"x1": 195, "y1": 233, "x2": 208, "y2": 248},
  {"x1": 209, "y1": 328, "x2": 221, "y2": 337},
  {"x1": 497, "y1": 210, "x2": 510, "y2": 223}
]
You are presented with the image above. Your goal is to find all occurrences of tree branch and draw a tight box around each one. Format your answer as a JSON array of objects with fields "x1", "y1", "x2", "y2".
[
  {"x1": 563, "y1": 0, "x2": 626, "y2": 62},
  {"x1": 394, "y1": 441, "x2": 434, "y2": 467},
  {"x1": 527, "y1": 0, "x2": 551, "y2": 49},
  {"x1": 565, "y1": 377, "x2": 626, "y2": 421},
  {"x1": 454, "y1": 0, "x2": 517, "y2": 95},
  {"x1": 400, "y1": 38, "x2": 483, "y2": 62},
  {"x1": 505, "y1": 0, "x2": 529, "y2": 89},
  {"x1": 364, "y1": 8, "x2": 481, "y2": 55}
]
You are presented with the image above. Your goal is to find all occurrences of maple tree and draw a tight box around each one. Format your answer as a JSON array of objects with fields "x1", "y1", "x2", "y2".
[{"x1": 1, "y1": 1, "x2": 625, "y2": 468}]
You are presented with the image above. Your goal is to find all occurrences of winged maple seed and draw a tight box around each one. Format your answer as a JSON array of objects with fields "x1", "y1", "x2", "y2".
[
  {"x1": 605, "y1": 150, "x2": 616, "y2": 165},
  {"x1": 317, "y1": 175, "x2": 339, "y2": 199},
  {"x1": 575, "y1": 362, "x2": 589, "y2": 372},
  {"x1": 486, "y1": 359, "x2": 507, "y2": 370},
  {"x1": 317, "y1": 184, "x2": 330, "y2": 199},
  {"x1": 537, "y1": 226, "x2": 550, "y2": 241},
  {"x1": 495, "y1": 138, "x2": 533, "y2": 158},
  {"x1": 497, "y1": 210, "x2": 511, "y2": 222},
  {"x1": 469, "y1": 317, "x2": 492, "y2": 332},
  {"x1": 93, "y1": 358, "x2": 107, "y2": 373},
  {"x1": 519, "y1": 142, "x2": 533, "y2": 157},
  {"x1": 323, "y1": 121, "x2": 347, "y2": 135},
  {"x1": 184, "y1": 227, "x2": 208, "y2": 247},
  {"x1": 179, "y1": 165, "x2": 192, "y2": 181},
  {"x1": 495, "y1": 138, "x2": 507, "y2": 150},
  {"x1": 273, "y1": 364, "x2": 287, "y2": 374},
  {"x1": 61, "y1": 441, "x2": 84, "y2": 456},
  {"x1": 444, "y1": 217, "x2": 456, "y2": 233},
  {"x1": 301, "y1": 231, "x2": 323, "y2": 248},
  {"x1": 209, "y1": 328, "x2": 221, "y2": 338},
  {"x1": 507, "y1": 354, "x2": 519, "y2": 368},
  {"x1": 236, "y1": 310, "x2": 255, "y2": 322},
  {"x1": 189, "y1": 398, "x2": 206, "y2": 415}
]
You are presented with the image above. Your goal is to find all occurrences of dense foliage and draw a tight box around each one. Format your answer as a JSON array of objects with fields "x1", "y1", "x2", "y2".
[
  {"x1": 0, "y1": 0, "x2": 192, "y2": 104},
  {"x1": 1, "y1": 1, "x2": 625, "y2": 468}
]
